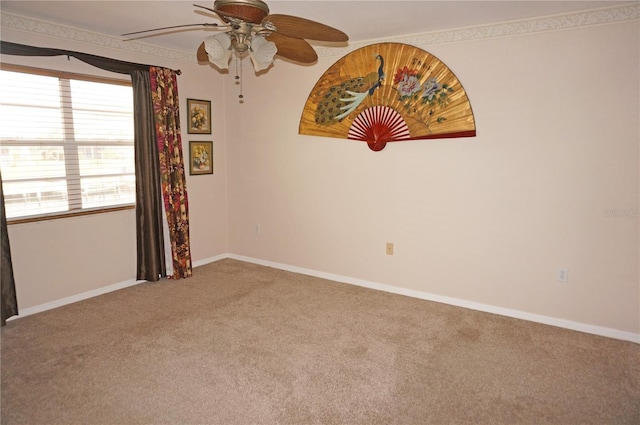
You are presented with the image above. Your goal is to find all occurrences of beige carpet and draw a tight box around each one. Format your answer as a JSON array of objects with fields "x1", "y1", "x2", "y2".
[{"x1": 2, "y1": 259, "x2": 639, "y2": 425}]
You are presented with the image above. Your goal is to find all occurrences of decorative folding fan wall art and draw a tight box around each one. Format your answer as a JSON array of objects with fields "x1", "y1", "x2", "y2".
[{"x1": 299, "y1": 43, "x2": 476, "y2": 151}]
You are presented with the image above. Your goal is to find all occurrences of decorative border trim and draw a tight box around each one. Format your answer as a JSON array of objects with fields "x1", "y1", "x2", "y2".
[
  {"x1": 1, "y1": 3, "x2": 638, "y2": 63},
  {"x1": 315, "y1": 3, "x2": 640, "y2": 57},
  {"x1": 0, "y1": 12, "x2": 197, "y2": 63}
]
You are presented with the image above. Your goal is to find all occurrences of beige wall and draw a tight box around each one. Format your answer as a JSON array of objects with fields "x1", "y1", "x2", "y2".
[
  {"x1": 226, "y1": 21, "x2": 639, "y2": 336},
  {"x1": 2, "y1": 10, "x2": 638, "y2": 339}
]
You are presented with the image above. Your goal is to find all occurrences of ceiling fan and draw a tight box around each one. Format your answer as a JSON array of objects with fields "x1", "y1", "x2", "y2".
[{"x1": 122, "y1": 0, "x2": 349, "y2": 72}]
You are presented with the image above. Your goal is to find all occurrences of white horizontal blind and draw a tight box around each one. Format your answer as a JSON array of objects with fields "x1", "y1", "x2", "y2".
[{"x1": 0, "y1": 67, "x2": 135, "y2": 221}]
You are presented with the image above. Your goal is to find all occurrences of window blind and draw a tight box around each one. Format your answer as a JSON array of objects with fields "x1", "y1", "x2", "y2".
[{"x1": 0, "y1": 66, "x2": 135, "y2": 221}]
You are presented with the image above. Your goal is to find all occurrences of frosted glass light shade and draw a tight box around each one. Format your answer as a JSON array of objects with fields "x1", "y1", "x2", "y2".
[
  {"x1": 203, "y1": 33, "x2": 232, "y2": 69},
  {"x1": 248, "y1": 36, "x2": 277, "y2": 72}
]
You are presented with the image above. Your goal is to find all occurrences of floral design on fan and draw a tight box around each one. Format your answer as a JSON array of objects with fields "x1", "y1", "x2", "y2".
[
  {"x1": 394, "y1": 66, "x2": 421, "y2": 97},
  {"x1": 393, "y1": 66, "x2": 455, "y2": 124}
]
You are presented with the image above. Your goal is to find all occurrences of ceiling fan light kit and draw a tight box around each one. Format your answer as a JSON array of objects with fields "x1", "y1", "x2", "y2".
[
  {"x1": 123, "y1": 0, "x2": 348, "y2": 97},
  {"x1": 203, "y1": 31, "x2": 276, "y2": 72},
  {"x1": 200, "y1": 0, "x2": 345, "y2": 73},
  {"x1": 201, "y1": 1, "x2": 278, "y2": 73}
]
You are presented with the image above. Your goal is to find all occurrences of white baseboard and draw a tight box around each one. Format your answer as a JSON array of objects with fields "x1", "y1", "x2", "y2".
[
  {"x1": 9, "y1": 254, "x2": 226, "y2": 321},
  {"x1": 228, "y1": 254, "x2": 640, "y2": 344},
  {"x1": 10, "y1": 278, "x2": 144, "y2": 320},
  {"x1": 11, "y1": 253, "x2": 640, "y2": 344},
  {"x1": 192, "y1": 254, "x2": 228, "y2": 268}
]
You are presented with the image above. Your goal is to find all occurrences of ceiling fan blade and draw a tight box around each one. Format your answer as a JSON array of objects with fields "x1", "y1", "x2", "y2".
[
  {"x1": 266, "y1": 32, "x2": 318, "y2": 64},
  {"x1": 193, "y1": 3, "x2": 245, "y2": 22},
  {"x1": 196, "y1": 42, "x2": 209, "y2": 62},
  {"x1": 121, "y1": 22, "x2": 219, "y2": 37},
  {"x1": 264, "y1": 14, "x2": 348, "y2": 42}
]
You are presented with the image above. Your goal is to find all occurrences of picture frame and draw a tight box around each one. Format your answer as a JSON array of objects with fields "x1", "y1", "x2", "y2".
[
  {"x1": 187, "y1": 98, "x2": 212, "y2": 134},
  {"x1": 189, "y1": 141, "x2": 213, "y2": 175}
]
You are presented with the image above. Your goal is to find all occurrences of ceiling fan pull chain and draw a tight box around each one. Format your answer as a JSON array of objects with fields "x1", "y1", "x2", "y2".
[{"x1": 234, "y1": 54, "x2": 244, "y2": 103}]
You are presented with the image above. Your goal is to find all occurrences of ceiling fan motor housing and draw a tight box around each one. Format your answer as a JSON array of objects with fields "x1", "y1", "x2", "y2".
[{"x1": 214, "y1": 0, "x2": 269, "y2": 24}]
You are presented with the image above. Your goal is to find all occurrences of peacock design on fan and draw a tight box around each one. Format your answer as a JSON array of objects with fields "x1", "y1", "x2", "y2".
[
  {"x1": 315, "y1": 55, "x2": 385, "y2": 125},
  {"x1": 300, "y1": 42, "x2": 477, "y2": 152}
]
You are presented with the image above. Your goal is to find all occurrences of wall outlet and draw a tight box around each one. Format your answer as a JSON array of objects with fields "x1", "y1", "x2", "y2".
[
  {"x1": 255, "y1": 224, "x2": 261, "y2": 234},
  {"x1": 386, "y1": 242, "x2": 394, "y2": 255},
  {"x1": 558, "y1": 268, "x2": 569, "y2": 282}
]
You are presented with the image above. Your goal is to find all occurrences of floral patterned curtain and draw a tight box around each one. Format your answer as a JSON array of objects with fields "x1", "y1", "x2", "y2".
[{"x1": 149, "y1": 67, "x2": 192, "y2": 279}]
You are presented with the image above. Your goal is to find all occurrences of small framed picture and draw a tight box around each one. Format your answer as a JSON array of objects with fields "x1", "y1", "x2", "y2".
[
  {"x1": 189, "y1": 141, "x2": 213, "y2": 175},
  {"x1": 187, "y1": 98, "x2": 211, "y2": 134}
]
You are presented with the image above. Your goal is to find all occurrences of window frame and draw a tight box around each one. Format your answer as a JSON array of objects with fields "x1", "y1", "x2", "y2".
[{"x1": 1, "y1": 63, "x2": 136, "y2": 225}]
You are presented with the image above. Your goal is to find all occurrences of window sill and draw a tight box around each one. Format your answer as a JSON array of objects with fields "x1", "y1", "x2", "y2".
[{"x1": 6, "y1": 204, "x2": 135, "y2": 225}]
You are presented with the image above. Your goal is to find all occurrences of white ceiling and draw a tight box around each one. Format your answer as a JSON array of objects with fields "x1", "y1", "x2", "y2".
[{"x1": 0, "y1": 0, "x2": 630, "y2": 55}]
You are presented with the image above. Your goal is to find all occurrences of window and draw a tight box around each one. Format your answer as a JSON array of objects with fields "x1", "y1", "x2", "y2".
[{"x1": 0, "y1": 65, "x2": 135, "y2": 222}]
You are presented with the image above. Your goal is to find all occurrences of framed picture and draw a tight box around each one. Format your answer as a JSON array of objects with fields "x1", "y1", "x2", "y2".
[
  {"x1": 189, "y1": 141, "x2": 213, "y2": 175},
  {"x1": 187, "y1": 98, "x2": 211, "y2": 134}
]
